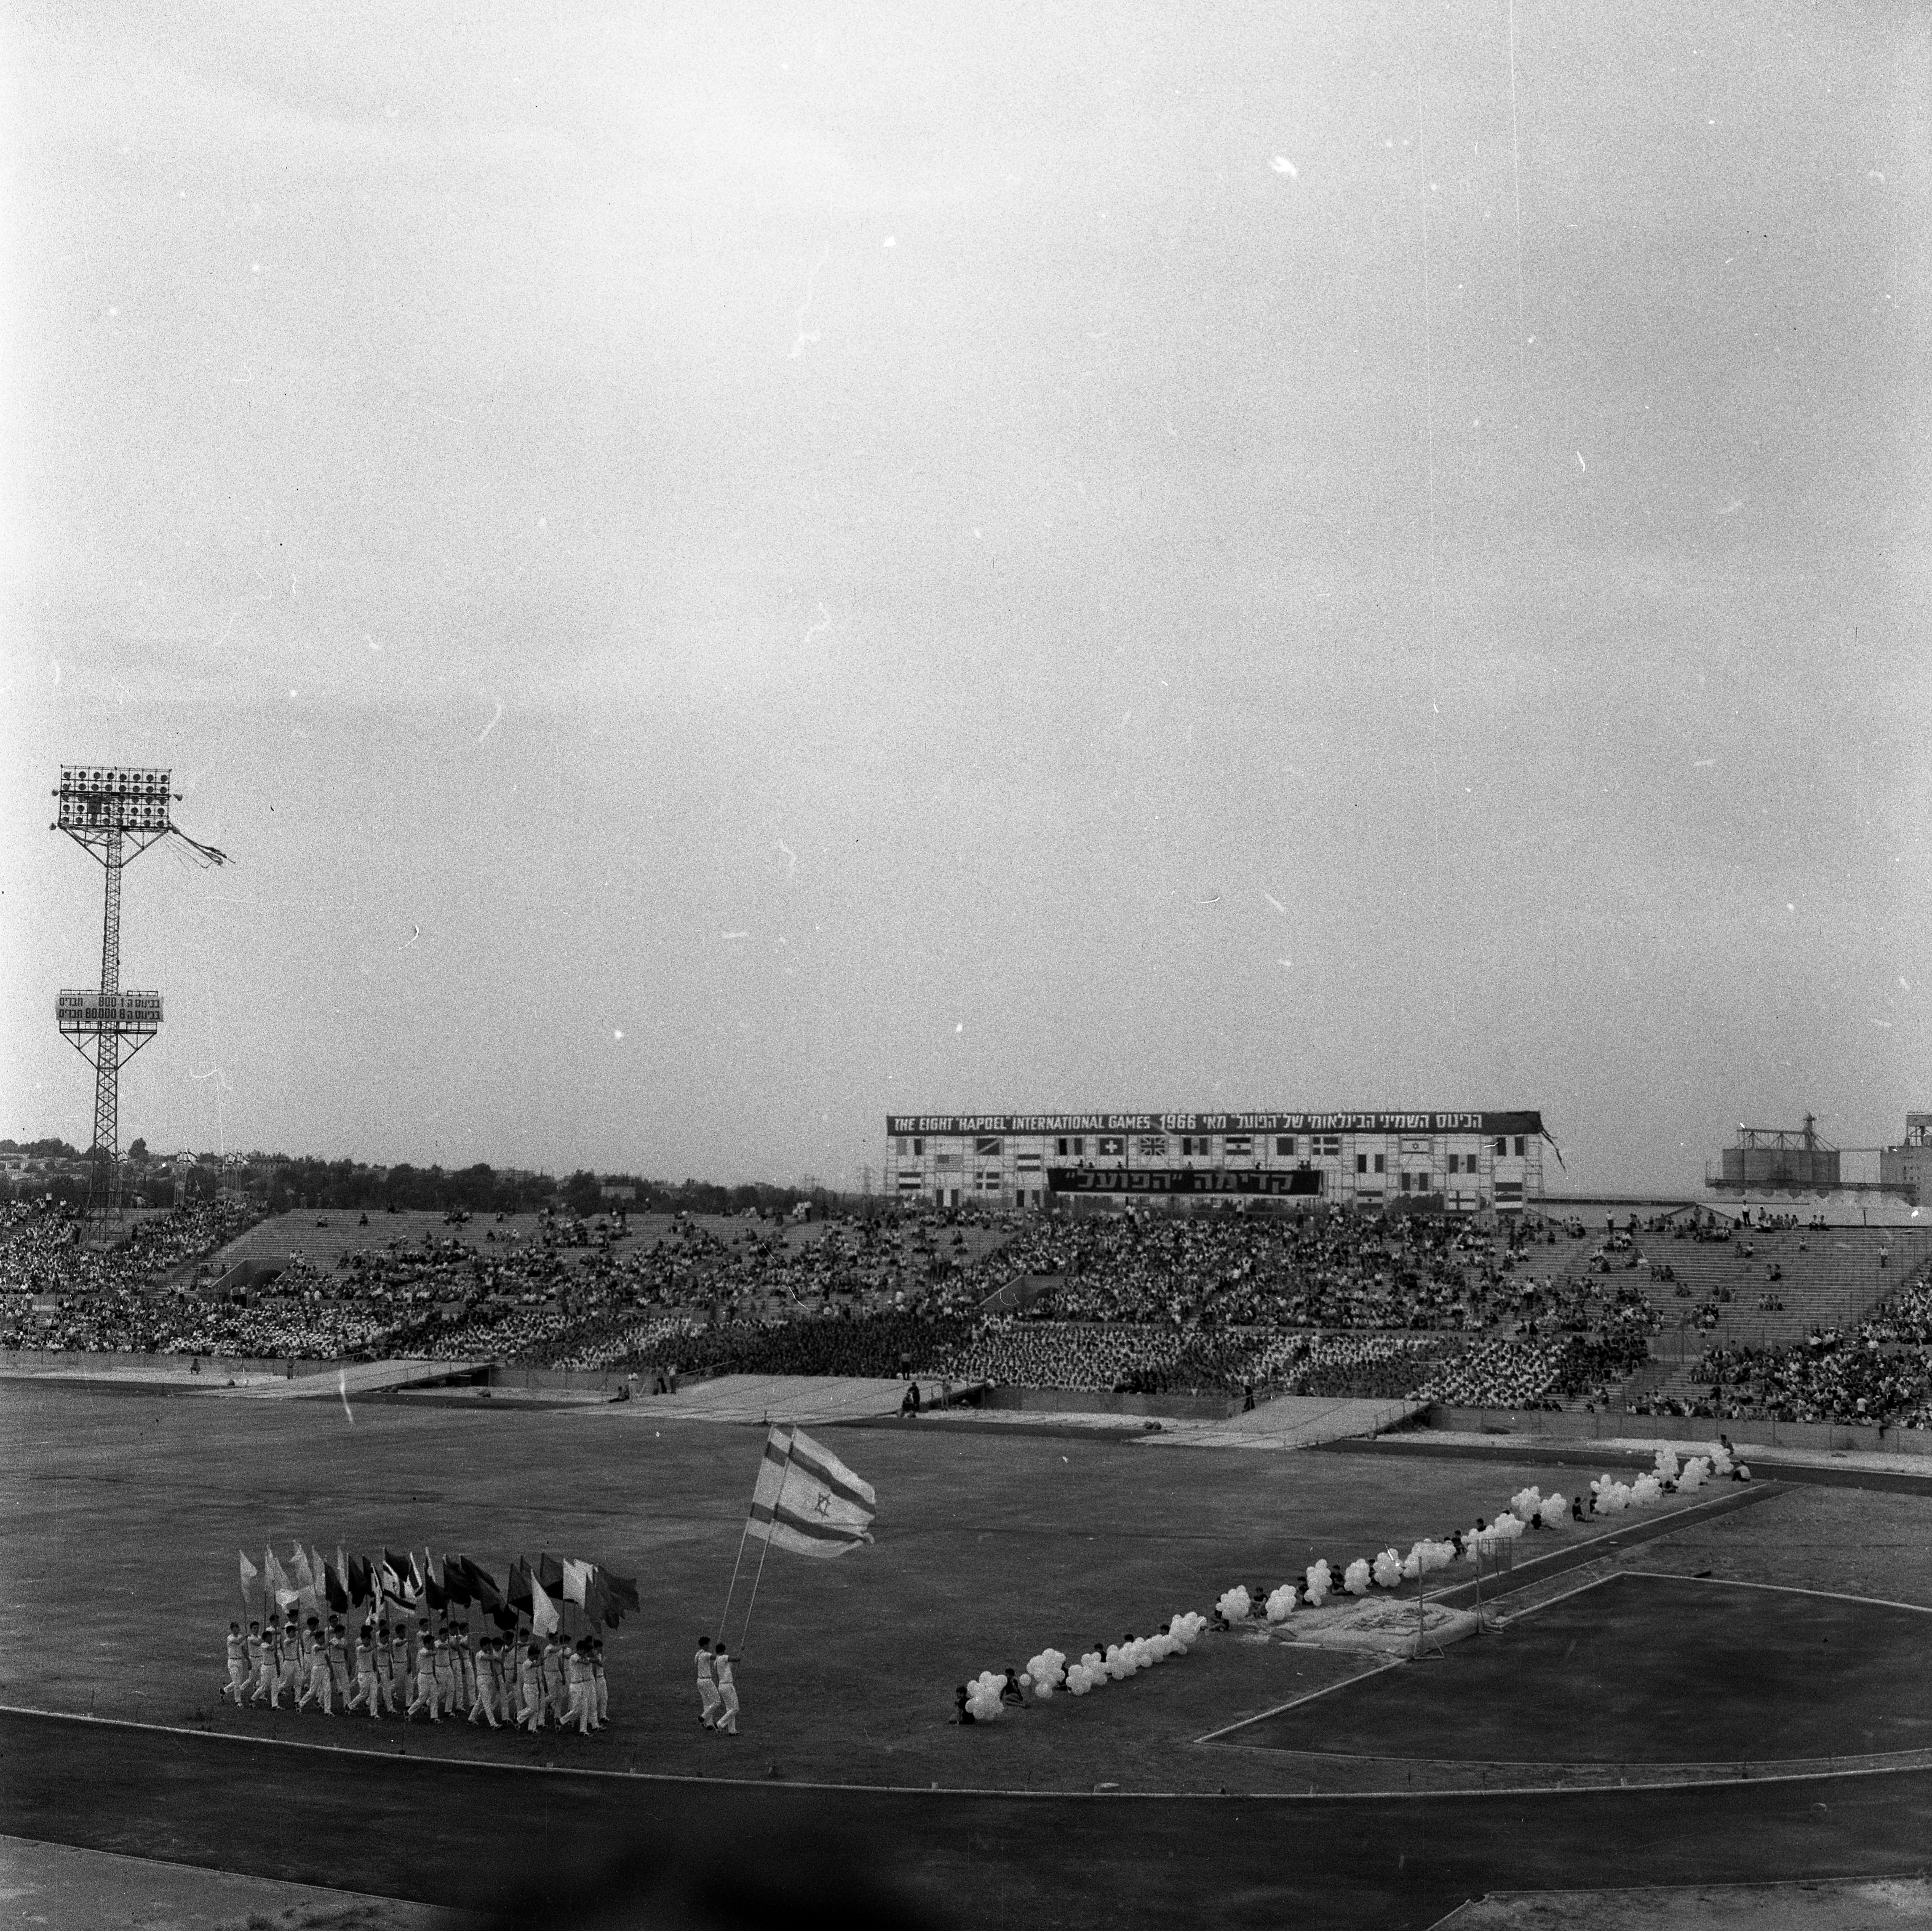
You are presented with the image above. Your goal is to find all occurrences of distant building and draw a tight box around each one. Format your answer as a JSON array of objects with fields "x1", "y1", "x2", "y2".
[
  {"x1": 1879, "y1": 1115, "x2": 1932, "y2": 1206},
  {"x1": 885, "y1": 1109, "x2": 1548, "y2": 1212},
  {"x1": 1713, "y1": 1115, "x2": 1841, "y2": 1194}
]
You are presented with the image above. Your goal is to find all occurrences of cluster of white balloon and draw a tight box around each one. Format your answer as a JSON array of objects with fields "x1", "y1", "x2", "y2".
[
  {"x1": 1592, "y1": 1441, "x2": 1745, "y2": 1514},
  {"x1": 961, "y1": 1444, "x2": 1750, "y2": 1719},
  {"x1": 964, "y1": 1615, "x2": 1213, "y2": 1720},
  {"x1": 1208, "y1": 1442, "x2": 1752, "y2": 1632}
]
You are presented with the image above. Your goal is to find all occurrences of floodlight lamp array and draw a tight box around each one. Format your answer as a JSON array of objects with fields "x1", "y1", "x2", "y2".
[{"x1": 55, "y1": 766, "x2": 174, "y2": 833}]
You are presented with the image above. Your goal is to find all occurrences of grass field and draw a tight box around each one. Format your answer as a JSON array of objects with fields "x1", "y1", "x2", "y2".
[
  {"x1": 1224, "y1": 1570, "x2": 1932, "y2": 1764},
  {"x1": 5, "y1": 1380, "x2": 1932, "y2": 1924}
]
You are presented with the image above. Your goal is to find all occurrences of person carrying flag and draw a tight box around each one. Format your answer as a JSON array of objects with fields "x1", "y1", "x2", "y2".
[
  {"x1": 221, "y1": 1622, "x2": 248, "y2": 1706},
  {"x1": 695, "y1": 1635, "x2": 721, "y2": 1729},
  {"x1": 297, "y1": 1621, "x2": 334, "y2": 1714},
  {"x1": 432, "y1": 1625, "x2": 458, "y2": 1713},
  {"x1": 251, "y1": 1616, "x2": 283, "y2": 1708},
  {"x1": 346, "y1": 1625, "x2": 379, "y2": 1714},
  {"x1": 326, "y1": 1619, "x2": 351, "y2": 1706},
  {"x1": 590, "y1": 1638, "x2": 608, "y2": 1727},
  {"x1": 376, "y1": 1624, "x2": 403, "y2": 1716},
  {"x1": 454, "y1": 1628, "x2": 478, "y2": 1715},
  {"x1": 407, "y1": 1633, "x2": 441, "y2": 1722},
  {"x1": 713, "y1": 1644, "x2": 740, "y2": 1736},
  {"x1": 468, "y1": 1637, "x2": 502, "y2": 1729},
  {"x1": 540, "y1": 1635, "x2": 568, "y2": 1728},
  {"x1": 276, "y1": 1617, "x2": 303, "y2": 1704},
  {"x1": 517, "y1": 1643, "x2": 546, "y2": 1732},
  {"x1": 564, "y1": 1639, "x2": 595, "y2": 1736}
]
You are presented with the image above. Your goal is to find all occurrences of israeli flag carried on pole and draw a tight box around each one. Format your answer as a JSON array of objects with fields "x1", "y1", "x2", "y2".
[{"x1": 746, "y1": 1426, "x2": 876, "y2": 1558}]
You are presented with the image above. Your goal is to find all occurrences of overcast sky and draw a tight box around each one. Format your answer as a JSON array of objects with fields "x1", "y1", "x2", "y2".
[{"x1": 3, "y1": 0, "x2": 1925, "y2": 1192}]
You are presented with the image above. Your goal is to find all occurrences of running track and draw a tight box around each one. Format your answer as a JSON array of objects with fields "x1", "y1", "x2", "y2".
[{"x1": 3, "y1": 1710, "x2": 1929, "y2": 1928}]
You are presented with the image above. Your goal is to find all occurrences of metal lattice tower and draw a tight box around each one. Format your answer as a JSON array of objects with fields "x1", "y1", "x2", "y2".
[{"x1": 52, "y1": 765, "x2": 228, "y2": 1222}]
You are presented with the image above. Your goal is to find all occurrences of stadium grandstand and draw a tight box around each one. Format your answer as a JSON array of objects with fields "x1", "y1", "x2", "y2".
[{"x1": 6, "y1": 1174, "x2": 1930, "y2": 1431}]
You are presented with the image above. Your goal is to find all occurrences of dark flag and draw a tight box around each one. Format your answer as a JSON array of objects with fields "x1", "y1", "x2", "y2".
[
  {"x1": 424, "y1": 1553, "x2": 447, "y2": 1613},
  {"x1": 506, "y1": 1557, "x2": 533, "y2": 1617},
  {"x1": 348, "y1": 1554, "x2": 373, "y2": 1607},
  {"x1": 604, "y1": 1568, "x2": 641, "y2": 1615},
  {"x1": 583, "y1": 1568, "x2": 614, "y2": 1628},
  {"x1": 441, "y1": 1556, "x2": 473, "y2": 1607},
  {"x1": 323, "y1": 1558, "x2": 349, "y2": 1615},
  {"x1": 464, "y1": 1559, "x2": 506, "y2": 1615},
  {"x1": 536, "y1": 1552, "x2": 564, "y2": 1596}
]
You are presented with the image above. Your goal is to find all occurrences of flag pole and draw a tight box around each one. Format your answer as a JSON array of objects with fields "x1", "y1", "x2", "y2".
[
  {"x1": 720, "y1": 1424, "x2": 781, "y2": 1637},
  {"x1": 737, "y1": 1450, "x2": 789, "y2": 1656},
  {"x1": 737, "y1": 1516, "x2": 775, "y2": 1657},
  {"x1": 717, "y1": 1515, "x2": 754, "y2": 1639}
]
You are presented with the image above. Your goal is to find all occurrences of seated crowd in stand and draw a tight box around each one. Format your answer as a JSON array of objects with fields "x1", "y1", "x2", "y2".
[
  {"x1": 1, "y1": 1197, "x2": 1689, "y2": 1413},
  {"x1": 1634, "y1": 1269, "x2": 1932, "y2": 1430},
  {"x1": 8, "y1": 1198, "x2": 1922, "y2": 1426}
]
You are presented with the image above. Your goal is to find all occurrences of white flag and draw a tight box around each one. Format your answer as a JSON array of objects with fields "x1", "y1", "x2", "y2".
[
  {"x1": 561, "y1": 1558, "x2": 593, "y2": 1606},
  {"x1": 746, "y1": 1426, "x2": 876, "y2": 1559},
  {"x1": 531, "y1": 1576, "x2": 560, "y2": 1636}
]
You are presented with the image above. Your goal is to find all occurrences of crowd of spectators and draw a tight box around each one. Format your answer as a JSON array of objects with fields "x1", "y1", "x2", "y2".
[
  {"x1": 13, "y1": 1195, "x2": 1872, "y2": 1420},
  {"x1": 1634, "y1": 1264, "x2": 1932, "y2": 1429}
]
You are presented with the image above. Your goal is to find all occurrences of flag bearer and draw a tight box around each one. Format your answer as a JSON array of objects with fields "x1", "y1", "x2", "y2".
[
  {"x1": 326, "y1": 1620, "x2": 351, "y2": 1705},
  {"x1": 432, "y1": 1626, "x2": 459, "y2": 1714},
  {"x1": 468, "y1": 1637, "x2": 502, "y2": 1728},
  {"x1": 406, "y1": 1634, "x2": 441, "y2": 1721},
  {"x1": 565, "y1": 1639, "x2": 595, "y2": 1735},
  {"x1": 540, "y1": 1637, "x2": 568, "y2": 1727},
  {"x1": 455, "y1": 1629, "x2": 479, "y2": 1714},
  {"x1": 224, "y1": 1623, "x2": 250, "y2": 1706},
  {"x1": 276, "y1": 1617, "x2": 303, "y2": 1703},
  {"x1": 590, "y1": 1638, "x2": 609, "y2": 1726},
  {"x1": 713, "y1": 1645, "x2": 740, "y2": 1736},
  {"x1": 346, "y1": 1626, "x2": 379, "y2": 1714},
  {"x1": 377, "y1": 1625, "x2": 404, "y2": 1715},
  {"x1": 251, "y1": 1616, "x2": 282, "y2": 1707},
  {"x1": 695, "y1": 1635, "x2": 721, "y2": 1728},
  {"x1": 517, "y1": 1643, "x2": 546, "y2": 1731},
  {"x1": 298, "y1": 1626, "x2": 334, "y2": 1714}
]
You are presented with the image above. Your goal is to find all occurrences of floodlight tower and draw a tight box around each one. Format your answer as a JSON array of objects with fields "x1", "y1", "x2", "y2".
[{"x1": 51, "y1": 765, "x2": 228, "y2": 1222}]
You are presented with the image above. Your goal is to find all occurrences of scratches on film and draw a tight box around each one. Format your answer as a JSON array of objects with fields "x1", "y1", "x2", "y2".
[{"x1": 787, "y1": 241, "x2": 830, "y2": 359}]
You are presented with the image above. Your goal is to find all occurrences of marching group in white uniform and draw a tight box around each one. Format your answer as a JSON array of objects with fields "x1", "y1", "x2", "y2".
[{"x1": 223, "y1": 1615, "x2": 612, "y2": 1735}]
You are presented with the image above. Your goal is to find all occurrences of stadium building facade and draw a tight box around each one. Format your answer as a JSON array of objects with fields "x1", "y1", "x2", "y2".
[{"x1": 884, "y1": 1110, "x2": 1547, "y2": 1214}]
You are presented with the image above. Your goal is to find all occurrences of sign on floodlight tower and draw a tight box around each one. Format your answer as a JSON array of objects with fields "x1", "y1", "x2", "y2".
[{"x1": 51, "y1": 765, "x2": 228, "y2": 1222}]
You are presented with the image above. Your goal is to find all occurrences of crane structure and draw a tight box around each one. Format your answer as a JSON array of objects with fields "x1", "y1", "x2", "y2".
[{"x1": 52, "y1": 765, "x2": 228, "y2": 1222}]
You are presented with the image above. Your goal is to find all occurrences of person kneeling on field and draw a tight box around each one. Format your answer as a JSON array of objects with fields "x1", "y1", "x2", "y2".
[{"x1": 952, "y1": 1686, "x2": 975, "y2": 1725}]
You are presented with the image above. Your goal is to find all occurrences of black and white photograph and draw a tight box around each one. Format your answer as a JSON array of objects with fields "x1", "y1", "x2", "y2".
[{"x1": 1, "y1": 1, "x2": 1926, "y2": 1925}]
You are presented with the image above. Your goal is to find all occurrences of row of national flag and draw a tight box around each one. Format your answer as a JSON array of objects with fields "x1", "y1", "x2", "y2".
[{"x1": 237, "y1": 1545, "x2": 639, "y2": 1636}]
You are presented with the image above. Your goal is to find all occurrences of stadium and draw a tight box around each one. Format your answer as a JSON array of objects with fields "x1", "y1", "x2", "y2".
[
  {"x1": 5, "y1": 1135, "x2": 1932, "y2": 1928},
  {"x1": 6, "y1": 2, "x2": 1921, "y2": 1926}
]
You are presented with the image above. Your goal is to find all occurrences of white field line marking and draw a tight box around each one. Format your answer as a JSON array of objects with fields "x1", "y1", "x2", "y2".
[
  {"x1": 1617, "y1": 1570, "x2": 1932, "y2": 1616},
  {"x1": 3, "y1": 1705, "x2": 1929, "y2": 1803},
  {"x1": 1481, "y1": 1564, "x2": 1625, "y2": 1627},
  {"x1": 1194, "y1": 1659, "x2": 1405, "y2": 1743}
]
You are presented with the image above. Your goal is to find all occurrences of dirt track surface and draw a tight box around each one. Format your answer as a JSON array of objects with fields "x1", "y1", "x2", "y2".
[{"x1": 4, "y1": 1711, "x2": 1931, "y2": 1931}]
